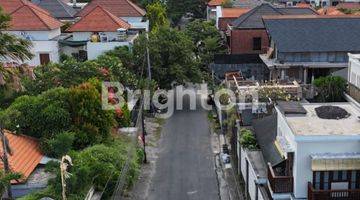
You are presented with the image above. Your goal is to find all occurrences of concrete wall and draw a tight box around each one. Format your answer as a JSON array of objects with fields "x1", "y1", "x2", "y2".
[
  {"x1": 5, "y1": 29, "x2": 61, "y2": 40},
  {"x1": 87, "y1": 41, "x2": 131, "y2": 60},
  {"x1": 230, "y1": 29, "x2": 269, "y2": 54},
  {"x1": 277, "y1": 51, "x2": 350, "y2": 63},
  {"x1": 239, "y1": 147, "x2": 267, "y2": 200}
]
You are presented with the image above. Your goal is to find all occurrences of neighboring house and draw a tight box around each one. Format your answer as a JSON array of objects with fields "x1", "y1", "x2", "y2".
[
  {"x1": 260, "y1": 15, "x2": 360, "y2": 83},
  {"x1": 0, "y1": 130, "x2": 55, "y2": 198},
  {"x1": 0, "y1": 0, "x2": 63, "y2": 67},
  {"x1": 317, "y1": 6, "x2": 346, "y2": 15},
  {"x1": 31, "y1": 0, "x2": 78, "y2": 21},
  {"x1": 63, "y1": 5, "x2": 138, "y2": 60},
  {"x1": 228, "y1": 3, "x2": 317, "y2": 54},
  {"x1": 348, "y1": 53, "x2": 360, "y2": 103},
  {"x1": 264, "y1": 101, "x2": 360, "y2": 200},
  {"x1": 76, "y1": 0, "x2": 148, "y2": 31},
  {"x1": 207, "y1": 0, "x2": 224, "y2": 21},
  {"x1": 216, "y1": 7, "x2": 250, "y2": 31}
]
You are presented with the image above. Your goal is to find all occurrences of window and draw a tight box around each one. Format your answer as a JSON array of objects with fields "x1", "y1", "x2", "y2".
[
  {"x1": 253, "y1": 37, "x2": 261, "y2": 51},
  {"x1": 39, "y1": 53, "x2": 50, "y2": 65}
]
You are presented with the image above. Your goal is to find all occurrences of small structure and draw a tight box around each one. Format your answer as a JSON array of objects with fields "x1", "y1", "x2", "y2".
[
  {"x1": 63, "y1": 5, "x2": 137, "y2": 60},
  {"x1": 0, "y1": 130, "x2": 55, "y2": 198},
  {"x1": 0, "y1": 0, "x2": 63, "y2": 66}
]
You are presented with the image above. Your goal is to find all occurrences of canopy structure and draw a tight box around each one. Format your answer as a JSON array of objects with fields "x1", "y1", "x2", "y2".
[{"x1": 311, "y1": 153, "x2": 360, "y2": 171}]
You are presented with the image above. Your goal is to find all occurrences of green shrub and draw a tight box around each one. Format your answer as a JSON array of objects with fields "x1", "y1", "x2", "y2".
[
  {"x1": 239, "y1": 129, "x2": 259, "y2": 150},
  {"x1": 313, "y1": 76, "x2": 346, "y2": 102},
  {"x1": 41, "y1": 131, "x2": 75, "y2": 158}
]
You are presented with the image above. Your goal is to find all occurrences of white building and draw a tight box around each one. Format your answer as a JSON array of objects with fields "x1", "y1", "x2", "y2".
[
  {"x1": 0, "y1": 0, "x2": 62, "y2": 66},
  {"x1": 267, "y1": 101, "x2": 360, "y2": 200},
  {"x1": 348, "y1": 53, "x2": 360, "y2": 104},
  {"x1": 63, "y1": 5, "x2": 138, "y2": 60}
]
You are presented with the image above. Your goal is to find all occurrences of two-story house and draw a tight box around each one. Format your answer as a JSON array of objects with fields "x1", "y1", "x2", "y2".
[
  {"x1": 62, "y1": 5, "x2": 137, "y2": 60},
  {"x1": 260, "y1": 15, "x2": 360, "y2": 83},
  {"x1": 0, "y1": 0, "x2": 63, "y2": 66},
  {"x1": 75, "y1": 0, "x2": 148, "y2": 31},
  {"x1": 228, "y1": 3, "x2": 317, "y2": 54},
  {"x1": 264, "y1": 101, "x2": 360, "y2": 200}
]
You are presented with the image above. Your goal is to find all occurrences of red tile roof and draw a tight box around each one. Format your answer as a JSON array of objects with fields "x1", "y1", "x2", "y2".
[
  {"x1": 0, "y1": 0, "x2": 63, "y2": 31},
  {"x1": 76, "y1": 0, "x2": 145, "y2": 17},
  {"x1": 0, "y1": 130, "x2": 44, "y2": 184},
  {"x1": 336, "y1": 2, "x2": 360, "y2": 9},
  {"x1": 296, "y1": 2, "x2": 311, "y2": 8},
  {"x1": 221, "y1": 8, "x2": 250, "y2": 18},
  {"x1": 67, "y1": 5, "x2": 131, "y2": 32},
  {"x1": 0, "y1": 0, "x2": 50, "y2": 16},
  {"x1": 208, "y1": 0, "x2": 224, "y2": 6},
  {"x1": 317, "y1": 7, "x2": 345, "y2": 15}
]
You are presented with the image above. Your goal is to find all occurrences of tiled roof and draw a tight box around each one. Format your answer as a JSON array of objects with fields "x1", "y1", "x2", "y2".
[
  {"x1": 336, "y1": 2, "x2": 360, "y2": 9},
  {"x1": 231, "y1": 3, "x2": 317, "y2": 29},
  {"x1": 31, "y1": 0, "x2": 77, "y2": 19},
  {"x1": 0, "y1": 0, "x2": 63, "y2": 31},
  {"x1": 263, "y1": 15, "x2": 360, "y2": 53},
  {"x1": 221, "y1": 8, "x2": 250, "y2": 18},
  {"x1": 76, "y1": 0, "x2": 145, "y2": 17},
  {"x1": 208, "y1": 0, "x2": 224, "y2": 6},
  {"x1": 67, "y1": 5, "x2": 131, "y2": 32},
  {"x1": 296, "y1": 2, "x2": 311, "y2": 8},
  {"x1": 318, "y1": 7, "x2": 345, "y2": 15},
  {"x1": 0, "y1": 130, "x2": 44, "y2": 184}
]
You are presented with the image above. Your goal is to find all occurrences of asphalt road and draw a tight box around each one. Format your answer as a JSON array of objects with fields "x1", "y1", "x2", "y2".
[{"x1": 148, "y1": 95, "x2": 220, "y2": 200}]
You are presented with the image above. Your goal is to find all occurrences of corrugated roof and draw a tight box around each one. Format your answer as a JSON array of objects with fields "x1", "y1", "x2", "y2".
[
  {"x1": 76, "y1": 0, "x2": 145, "y2": 17},
  {"x1": 231, "y1": 3, "x2": 317, "y2": 29},
  {"x1": 31, "y1": 0, "x2": 77, "y2": 19},
  {"x1": 67, "y1": 5, "x2": 130, "y2": 32},
  {"x1": 0, "y1": 0, "x2": 63, "y2": 31},
  {"x1": 0, "y1": 130, "x2": 44, "y2": 184},
  {"x1": 263, "y1": 16, "x2": 360, "y2": 53}
]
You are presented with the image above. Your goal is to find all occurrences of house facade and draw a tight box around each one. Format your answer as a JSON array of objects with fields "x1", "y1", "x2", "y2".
[
  {"x1": 76, "y1": 0, "x2": 148, "y2": 31},
  {"x1": 228, "y1": 3, "x2": 317, "y2": 54},
  {"x1": 266, "y1": 102, "x2": 360, "y2": 200},
  {"x1": 260, "y1": 15, "x2": 360, "y2": 83},
  {"x1": 0, "y1": 0, "x2": 63, "y2": 66},
  {"x1": 63, "y1": 5, "x2": 138, "y2": 60}
]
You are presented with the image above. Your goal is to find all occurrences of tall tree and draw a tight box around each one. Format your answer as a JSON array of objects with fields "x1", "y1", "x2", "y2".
[
  {"x1": 146, "y1": 1, "x2": 169, "y2": 31},
  {"x1": 133, "y1": 26, "x2": 202, "y2": 88}
]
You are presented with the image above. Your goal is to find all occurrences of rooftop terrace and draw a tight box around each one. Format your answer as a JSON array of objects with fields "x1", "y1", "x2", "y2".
[{"x1": 284, "y1": 103, "x2": 360, "y2": 136}]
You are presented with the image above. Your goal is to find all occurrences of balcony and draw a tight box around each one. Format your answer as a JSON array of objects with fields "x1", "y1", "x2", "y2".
[
  {"x1": 308, "y1": 182, "x2": 360, "y2": 200},
  {"x1": 267, "y1": 163, "x2": 293, "y2": 193}
]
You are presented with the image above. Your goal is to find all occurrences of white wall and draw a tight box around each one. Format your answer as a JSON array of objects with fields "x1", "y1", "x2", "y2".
[
  {"x1": 121, "y1": 17, "x2": 149, "y2": 31},
  {"x1": 87, "y1": 41, "x2": 131, "y2": 60},
  {"x1": 5, "y1": 29, "x2": 61, "y2": 40},
  {"x1": 73, "y1": 32, "x2": 126, "y2": 42},
  {"x1": 28, "y1": 40, "x2": 59, "y2": 66},
  {"x1": 348, "y1": 53, "x2": 360, "y2": 89}
]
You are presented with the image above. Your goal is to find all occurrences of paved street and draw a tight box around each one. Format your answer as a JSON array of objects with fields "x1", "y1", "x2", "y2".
[{"x1": 148, "y1": 95, "x2": 220, "y2": 200}]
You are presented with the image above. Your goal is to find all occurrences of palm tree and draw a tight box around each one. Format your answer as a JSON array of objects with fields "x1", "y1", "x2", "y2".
[{"x1": 0, "y1": 7, "x2": 33, "y2": 62}]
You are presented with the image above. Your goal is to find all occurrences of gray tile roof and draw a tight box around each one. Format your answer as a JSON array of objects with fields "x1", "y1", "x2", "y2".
[
  {"x1": 32, "y1": 0, "x2": 77, "y2": 19},
  {"x1": 231, "y1": 3, "x2": 316, "y2": 29},
  {"x1": 252, "y1": 114, "x2": 283, "y2": 165},
  {"x1": 263, "y1": 17, "x2": 360, "y2": 53}
]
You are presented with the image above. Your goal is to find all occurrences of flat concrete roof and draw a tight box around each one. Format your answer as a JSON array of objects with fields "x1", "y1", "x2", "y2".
[{"x1": 285, "y1": 103, "x2": 360, "y2": 136}]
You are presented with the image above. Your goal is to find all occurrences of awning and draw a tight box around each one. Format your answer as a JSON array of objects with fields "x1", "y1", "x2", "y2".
[
  {"x1": 59, "y1": 40, "x2": 87, "y2": 47},
  {"x1": 311, "y1": 153, "x2": 360, "y2": 171}
]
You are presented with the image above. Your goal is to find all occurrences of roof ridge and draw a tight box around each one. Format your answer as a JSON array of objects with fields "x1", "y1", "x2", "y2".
[
  {"x1": 26, "y1": 4, "x2": 53, "y2": 30},
  {"x1": 97, "y1": 5, "x2": 130, "y2": 27},
  {"x1": 56, "y1": 0, "x2": 75, "y2": 16},
  {"x1": 233, "y1": 3, "x2": 277, "y2": 27},
  {"x1": 20, "y1": 0, "x2": 53, "y2": 17}
]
